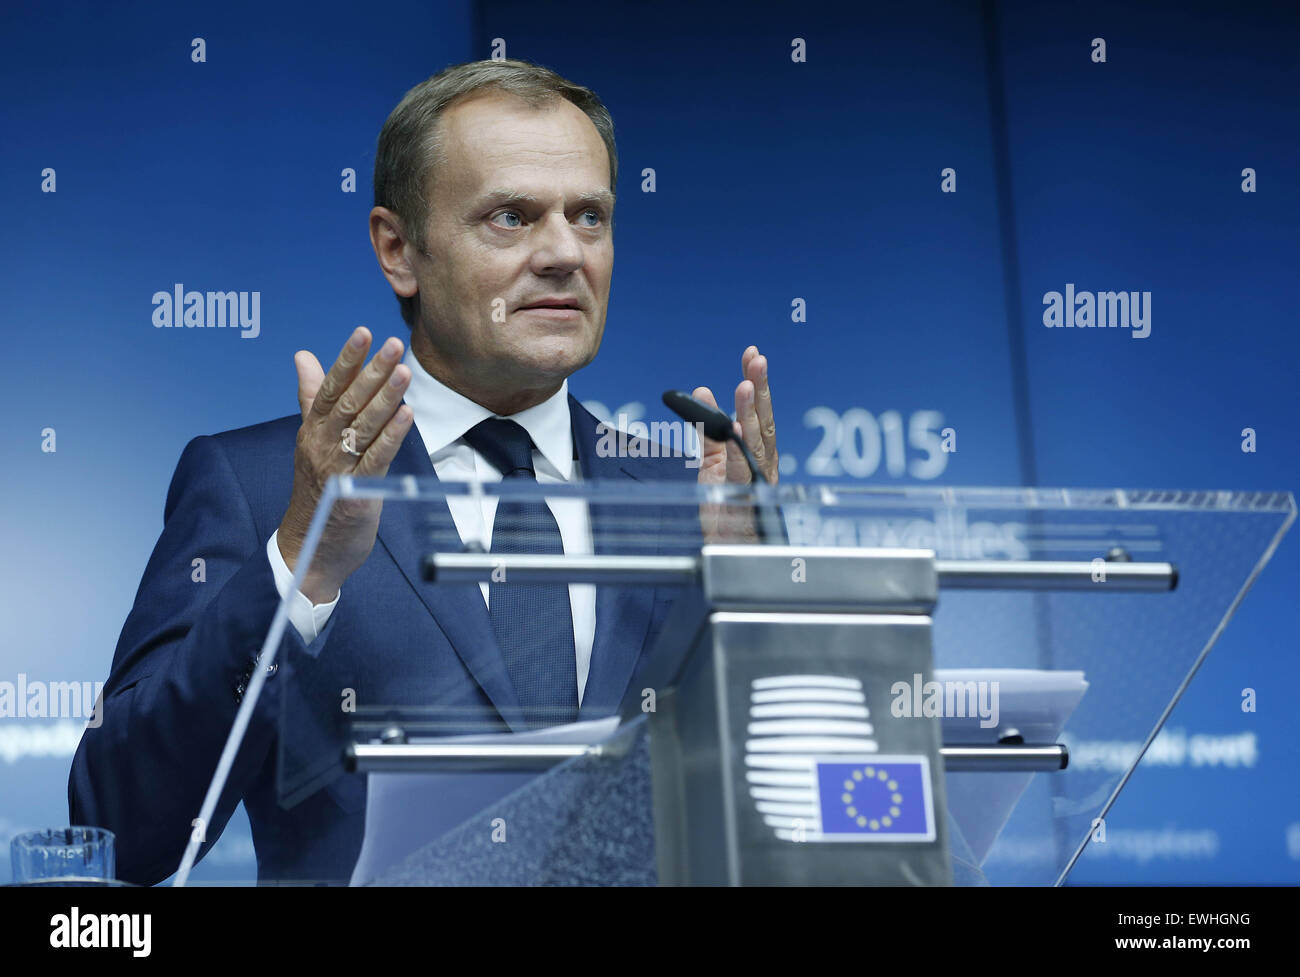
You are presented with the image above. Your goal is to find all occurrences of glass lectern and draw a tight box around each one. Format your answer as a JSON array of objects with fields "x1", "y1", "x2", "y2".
[{"x1": 180, "y1": 477, "x2": 1293, "y2": 886}]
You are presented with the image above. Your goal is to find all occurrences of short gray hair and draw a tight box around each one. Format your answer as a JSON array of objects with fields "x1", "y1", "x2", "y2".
[{"x1": 373, "y1": 58, "x2": 618, "y2": 328}]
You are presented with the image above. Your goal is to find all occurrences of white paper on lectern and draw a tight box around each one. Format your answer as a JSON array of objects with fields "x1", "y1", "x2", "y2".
[
  {"x1": 937, "y1": 668, "x2": 1089, "y2": 867},
  {"x1": 349, "y1": 715, "x2": 621, "y2": 885}
]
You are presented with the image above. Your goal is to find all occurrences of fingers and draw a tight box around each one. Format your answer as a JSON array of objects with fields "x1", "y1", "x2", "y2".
[
  {"x1": 738, "y1": 346, "x2": 777, "y2": 483},
  {"x1": 692, "y1": 385, "x2": 718, "y2": 410},
  {"x1": 694, "y1": 383, "x2": 756, "y2": 484},
  {"x1": 293, "y1": 328, "x2": 411, "y2": 483},
  {"x1": 305, "y1": 329, "x2": 408, "y2": 458},
  {"x1": 735, "y1": 378, "x2": 771, "y2": 483},
  {"x1": 295, "y1": 351, "x2": 326, "y2": 420},
  {"x1": 691, "y1": 386, "x2": 729, "y2": 477},
  {"x1": 746, "y1": 348, "x2": 775, "y2": 454},
  {"x1": 692, "y1": 387, "x2": 726, "y2": 449},
  {"x1": 307, "y1": 327, "x2": 372, "y2": 426},
  {"x1": 726, "y1": 420, "x2": 751, "y2": 483},
  {"x1": 332, "y1": 335, "x2": 405, "y2": 432},
  {"x1": 331, "y1": 335, "x2": 407, "y2": 441},
  {"x1": 694, "y1": 359, "x2": 778, "y2": 487},
  {"x1": 355, "y1": 404, "x2": 415, "y2": 476},
  {"x1": 348, "y1": 360, "x2": 411, "y2": 448}
]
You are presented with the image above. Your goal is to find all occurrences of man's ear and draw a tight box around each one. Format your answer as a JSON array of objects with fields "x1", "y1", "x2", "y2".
[{"x1": 369, "y1": 206, "x2": 420, "y2": 299}]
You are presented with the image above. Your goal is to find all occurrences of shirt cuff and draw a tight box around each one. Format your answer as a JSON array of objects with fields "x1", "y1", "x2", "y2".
[{"x1": 266, "y1": 530, "x2": 340, "y2": 643}]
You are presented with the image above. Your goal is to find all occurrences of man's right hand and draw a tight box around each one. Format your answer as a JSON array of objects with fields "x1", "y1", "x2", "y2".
[{"x1": 276, "y1": 327, "x2": 414, "y2": 604}]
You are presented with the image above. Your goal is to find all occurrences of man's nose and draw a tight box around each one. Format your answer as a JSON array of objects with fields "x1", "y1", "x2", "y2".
[{"x1": 529, "y1": 213, "x2": 585, "y2": 272}]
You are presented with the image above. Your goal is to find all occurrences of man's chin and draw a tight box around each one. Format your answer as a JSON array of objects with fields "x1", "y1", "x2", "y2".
[{"x1": 510, "y1": 337, "x2": 600, "y2": 381}]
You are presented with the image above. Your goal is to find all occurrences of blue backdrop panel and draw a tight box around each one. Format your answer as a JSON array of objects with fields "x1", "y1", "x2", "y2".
[{"x1": 994, "y1": 0, "x2": 1299, "y2": 883}]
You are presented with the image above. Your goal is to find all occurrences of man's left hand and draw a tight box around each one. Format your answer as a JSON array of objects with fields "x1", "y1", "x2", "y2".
[{"x1": 693, "y1": 345, "x2": 777, "y2": 541}]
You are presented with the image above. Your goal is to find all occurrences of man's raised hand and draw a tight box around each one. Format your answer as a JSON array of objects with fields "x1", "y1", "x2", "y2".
[
  {"x1": 694, "y1": 345, "x2": 778, "y2": 542},
  {"x1": 276, "y1": 327, "x2": 414, "y2": 603}
]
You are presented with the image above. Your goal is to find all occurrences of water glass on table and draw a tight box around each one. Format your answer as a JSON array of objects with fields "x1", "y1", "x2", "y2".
[{"x1": 10, "y1": 826, "x2": 115, "y2": 884}]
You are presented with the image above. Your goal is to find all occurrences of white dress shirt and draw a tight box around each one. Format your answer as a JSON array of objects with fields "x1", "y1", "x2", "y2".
[{"x1": 267, "y1": 348, "x2": 597, "y2": 703}]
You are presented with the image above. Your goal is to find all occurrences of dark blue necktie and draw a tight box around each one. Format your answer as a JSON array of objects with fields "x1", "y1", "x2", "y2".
[{"x1": 461, "y1": 417, "x2": 579, "y2": 728}]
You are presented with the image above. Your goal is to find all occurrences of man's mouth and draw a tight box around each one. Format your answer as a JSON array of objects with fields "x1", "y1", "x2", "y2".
[{"x1": 518, "y1": 299, "x2": 582, "y2": 311}]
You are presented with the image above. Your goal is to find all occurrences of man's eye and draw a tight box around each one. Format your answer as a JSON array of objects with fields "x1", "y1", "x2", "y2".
[{"x1": 490, "y1": 209, "x2": 603, "y2": 229}]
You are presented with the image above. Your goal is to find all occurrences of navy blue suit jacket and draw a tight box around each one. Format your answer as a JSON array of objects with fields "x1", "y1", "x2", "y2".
[{"x1": 68, "y1": 397, "x2": 697, "y2": 885}]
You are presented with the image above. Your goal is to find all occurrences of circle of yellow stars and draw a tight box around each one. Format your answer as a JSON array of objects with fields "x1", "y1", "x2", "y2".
[{"x1": 840, "y1": 766, "x2": 902, "y2": 830}]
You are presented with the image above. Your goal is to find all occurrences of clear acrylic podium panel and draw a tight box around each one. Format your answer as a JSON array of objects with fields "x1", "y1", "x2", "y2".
[{"x1": 263, "y1": 478, "x2": 1294, "y2": 885}]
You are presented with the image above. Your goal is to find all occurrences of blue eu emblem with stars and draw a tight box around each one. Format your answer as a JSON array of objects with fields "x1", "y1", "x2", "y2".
[{"x1": 814, "y1": 756, "x2": 936, "y2": 842}]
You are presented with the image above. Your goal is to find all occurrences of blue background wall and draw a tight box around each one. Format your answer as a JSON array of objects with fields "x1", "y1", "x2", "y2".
[{"x1": 0, "y1": 0, "x2": 1294, "y2": 883}]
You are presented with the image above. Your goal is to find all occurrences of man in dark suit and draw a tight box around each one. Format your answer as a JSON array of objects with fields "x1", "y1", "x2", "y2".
[{"x1": 68, "y1": 58, "x2": 778, "y2": 885}]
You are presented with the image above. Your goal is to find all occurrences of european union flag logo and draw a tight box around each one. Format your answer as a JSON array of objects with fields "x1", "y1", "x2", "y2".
[{"x1": 815, "y1": 756, "x2": 936, "y2": 841}]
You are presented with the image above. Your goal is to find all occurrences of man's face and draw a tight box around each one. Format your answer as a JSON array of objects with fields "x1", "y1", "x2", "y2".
[{"x1": 409, "y1": 91, "x2": 614, "y2": 405}]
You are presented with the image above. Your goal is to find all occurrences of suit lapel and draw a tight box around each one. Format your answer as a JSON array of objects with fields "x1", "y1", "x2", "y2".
[
  {"x1": 570, "y1": 398, "x2": 662, "y2": 719},
  {"x1": 375, "y1": 399, "x2": 667, "y2": 729},
  {"x1": 375, "y1": 424, "x2": 527, "y2": 732}
]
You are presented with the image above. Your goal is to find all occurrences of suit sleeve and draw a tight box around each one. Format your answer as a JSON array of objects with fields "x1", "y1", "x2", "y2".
[{"x1": 67, "y1": 434, "x2": 331, "y2": 885}]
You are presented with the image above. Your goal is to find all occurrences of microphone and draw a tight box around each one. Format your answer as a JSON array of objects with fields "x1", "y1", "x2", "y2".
[{"x1": 662, "y1": 390, "x2": 783, "y2": 544}]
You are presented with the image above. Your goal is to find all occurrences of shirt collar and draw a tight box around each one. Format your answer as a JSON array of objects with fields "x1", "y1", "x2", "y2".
[{"x1": 401, "y1": 347, "x2": 575, "y2": 480}]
